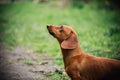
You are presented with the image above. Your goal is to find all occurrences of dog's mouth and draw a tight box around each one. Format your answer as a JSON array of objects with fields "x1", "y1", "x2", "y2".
[
  {"x1": 47, "y1": 25, "x2": 55, "y2": 36},
  {"x1": 49, "y1": 32, "x2": 55, "y2": 36}
]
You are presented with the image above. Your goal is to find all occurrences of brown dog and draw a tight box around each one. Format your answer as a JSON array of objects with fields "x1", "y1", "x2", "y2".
[{"x1": 47, "y1": 25, "x2": 120, "y2": 80}]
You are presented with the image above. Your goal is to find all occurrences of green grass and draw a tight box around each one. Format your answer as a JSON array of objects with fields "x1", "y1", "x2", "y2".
[
  {"x1": 24, "y1": 59, "x2": 34, "y2": 65},
  {"x1": 0, "y1": 0, "x2": 120, "y2": 67},
  {"x1": 0, "y1": 1, "x2": 120, "y2": 80},
  {"x1": 40, "y1": 71, "x2": 70, "y2": 80}
]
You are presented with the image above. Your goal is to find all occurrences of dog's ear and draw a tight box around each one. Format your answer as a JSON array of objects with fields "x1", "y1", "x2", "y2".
[{"x1": 61, "y1": 32, "x2": 78, "y2": 49}]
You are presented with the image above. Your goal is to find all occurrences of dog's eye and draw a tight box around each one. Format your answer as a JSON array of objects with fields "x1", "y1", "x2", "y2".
[{"x1": 59, "y1": 26, "x2": 64, "y2": 32}]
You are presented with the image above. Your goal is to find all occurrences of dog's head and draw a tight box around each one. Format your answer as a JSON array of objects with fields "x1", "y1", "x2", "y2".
[{"x1": 47, "y1": 25, "x2": 78, "y2": 49}]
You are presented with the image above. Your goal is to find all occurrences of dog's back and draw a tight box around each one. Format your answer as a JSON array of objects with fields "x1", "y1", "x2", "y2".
[{"x1": 76, "y1": 54, "x2": 120, "y2": 80}]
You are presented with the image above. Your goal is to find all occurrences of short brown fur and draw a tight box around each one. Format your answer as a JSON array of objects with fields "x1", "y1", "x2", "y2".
[{"x1": 47, "y1": 25, "x2": 120, "y2": 80}]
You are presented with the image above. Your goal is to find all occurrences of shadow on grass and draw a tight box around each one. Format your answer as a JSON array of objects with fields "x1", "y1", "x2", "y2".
[
  {"x1": 71, "y1": 0, "x2": 84, "y2": 9},
  {"x1": 107, "y1": 13, "x2": 120, "y2": 59}
]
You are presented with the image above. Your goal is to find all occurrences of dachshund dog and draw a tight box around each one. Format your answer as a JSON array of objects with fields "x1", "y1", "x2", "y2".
[{"x1": 47, "y1": 25, "x2": 120, "y2": 80}]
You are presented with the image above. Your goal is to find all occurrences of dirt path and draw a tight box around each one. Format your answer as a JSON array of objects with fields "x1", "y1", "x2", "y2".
[{"x1": 0, "y1": 44, "x2": 62, "y2": 80}]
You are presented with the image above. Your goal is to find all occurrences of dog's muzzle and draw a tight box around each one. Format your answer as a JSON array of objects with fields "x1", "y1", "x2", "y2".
[{"x1": 47, "y1": 25, "x2": 55, "y2": 36}]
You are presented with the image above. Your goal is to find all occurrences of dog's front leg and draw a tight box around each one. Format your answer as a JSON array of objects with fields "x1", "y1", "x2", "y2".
[
  {"x1": 66, "y1": 69, "x2": 81, "y2": 80},
  {"x1": 69, "y1": 71, "x2": 81, "y2": 80},
  {"x1": 71, "y1": 77, "x2": 80, "y2": 80}
]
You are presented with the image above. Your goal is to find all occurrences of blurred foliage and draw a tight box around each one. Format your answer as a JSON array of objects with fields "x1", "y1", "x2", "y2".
[{"x1": 66, "y1": 0, "x2": 120, "y2": 10}]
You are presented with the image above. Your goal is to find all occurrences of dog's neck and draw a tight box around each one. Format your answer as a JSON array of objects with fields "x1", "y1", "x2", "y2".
[{"x1": 59, "y1": 41, "x2": 83, "y2": 68}]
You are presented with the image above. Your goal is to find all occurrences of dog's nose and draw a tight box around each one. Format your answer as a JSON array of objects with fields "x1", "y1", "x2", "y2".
[{"x1": 47, "y1": 25, "x2": 51, "y2": 29}]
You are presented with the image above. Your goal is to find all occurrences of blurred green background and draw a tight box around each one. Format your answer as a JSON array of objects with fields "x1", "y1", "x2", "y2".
[
  {"x1": 1, "y1": 0, "x2": 120, "y2": 57},
  {"x1": 0, "y1": 0, "x2": 120, "y2": 66}
]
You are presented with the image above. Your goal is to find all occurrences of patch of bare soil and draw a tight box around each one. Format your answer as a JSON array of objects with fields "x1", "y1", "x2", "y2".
[{"x1": 0, "y1": 44, "x2": 62, "y2": 80}]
